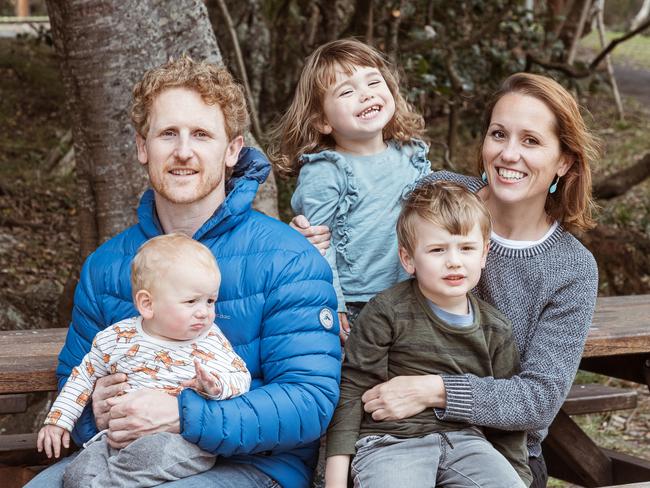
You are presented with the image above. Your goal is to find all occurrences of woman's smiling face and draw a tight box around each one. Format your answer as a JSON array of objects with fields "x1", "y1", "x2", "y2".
[{"x1": 481, "y1": 92, "x2": 572, "y2": 211}]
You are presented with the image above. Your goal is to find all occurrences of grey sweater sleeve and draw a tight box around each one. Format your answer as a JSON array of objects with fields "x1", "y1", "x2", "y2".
[{"x1": 437, "y1": 242, "x2": 598, "y2": 432}]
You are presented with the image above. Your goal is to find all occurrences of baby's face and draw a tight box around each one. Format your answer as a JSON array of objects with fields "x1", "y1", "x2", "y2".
[
  {"x1": 146, "y1": 264, "x2": 221, "y2": 341},
  {"x1": 400, "y1": 216, "x2": 488, "y2": 312}
]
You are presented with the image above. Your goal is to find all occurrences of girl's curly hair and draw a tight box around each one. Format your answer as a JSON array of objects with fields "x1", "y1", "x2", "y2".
[{"x1": 268, "y1": 39, "x2": 424, "y2": 178}]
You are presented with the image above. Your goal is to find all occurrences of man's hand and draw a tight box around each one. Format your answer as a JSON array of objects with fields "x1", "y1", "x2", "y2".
[
  {"x1": 361, "y1": 375, "x2": 446, "y2": 421},
  {"x1": 37, "y1": 424, "x2": 70, "y2": 459},
  {"x1": 338, "y1": 312, "x2": 350, "y2": 345},
  {"x1": 105, "y1": 389, "x2": 180, "y2": 449},
  {"x1": 181, "y1": 359, "x2": 223, "y2": 398},
  {"x1": 92, "y1": 373, "x2": 129, "y2": 430},
  {"x1": 290, "y1": 215, "x2": 331, "y2": 254}
]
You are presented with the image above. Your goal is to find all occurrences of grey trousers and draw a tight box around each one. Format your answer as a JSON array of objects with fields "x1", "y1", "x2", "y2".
[
  {"x1": 62, "y1": 432, "x2": 216, "y2": 488},
  {"x1": 350, "y1": 429, "x2": 527, "y2": 488}
]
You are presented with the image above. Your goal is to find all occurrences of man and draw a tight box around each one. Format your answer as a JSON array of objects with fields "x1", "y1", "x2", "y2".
[{"x1": 27, "y1": 56, "x2": 341, "y2": 487}]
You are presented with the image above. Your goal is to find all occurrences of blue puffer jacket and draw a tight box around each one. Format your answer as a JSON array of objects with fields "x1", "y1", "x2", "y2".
[{"x1": 56, "y1": 147, "x2": 342, "y2": 487}]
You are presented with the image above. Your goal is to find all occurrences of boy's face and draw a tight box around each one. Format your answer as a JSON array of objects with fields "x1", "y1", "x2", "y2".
[
  {"x1": 399, "y1": 215, "x2": 489, "y2": 313},
  {"x1": 140, "y1": 261, "x2": 221, "y2": 341}
]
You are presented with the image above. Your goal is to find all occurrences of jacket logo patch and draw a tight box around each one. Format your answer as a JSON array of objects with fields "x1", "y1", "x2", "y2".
[{"x1": 319, "y1": 308, "x2": 334, "y2": 330}]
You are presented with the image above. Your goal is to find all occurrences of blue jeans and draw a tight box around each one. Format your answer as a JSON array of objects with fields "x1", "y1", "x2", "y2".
[
  {"x1": 351, "y1": 429, "x2": 526, "y2": 488},
  {"x1": 25, "y1": 451, "x2": 280, "y2": 488}
]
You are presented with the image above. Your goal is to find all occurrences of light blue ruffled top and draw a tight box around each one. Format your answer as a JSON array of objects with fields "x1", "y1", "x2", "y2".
[{"x1": 291, "y1": 140, "x2": 431, "y2": 312}]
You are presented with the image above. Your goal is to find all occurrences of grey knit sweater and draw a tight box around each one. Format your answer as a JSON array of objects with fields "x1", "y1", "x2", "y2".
[{"x1": 422, "y1": 171, "x2": 599, "y2": 457}]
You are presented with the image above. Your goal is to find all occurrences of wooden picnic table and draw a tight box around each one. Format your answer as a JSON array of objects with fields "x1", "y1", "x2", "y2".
[
  {"x1": 0, "y1": 295, "x2": 649, "y2": 487},
  {"x1": 544, "y1": 294, "x2": 650, "y2": 487},
  {"x1": 0, "y1": 328, "x2": 66, "y2": 394}
]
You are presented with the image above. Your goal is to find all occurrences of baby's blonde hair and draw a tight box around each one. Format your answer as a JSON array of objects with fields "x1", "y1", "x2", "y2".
[
  {"x1": 397, "y1": 180, "x2": 492, "y2": 256},
  {"x1": 131, "y1": 234, "x2": 220, "y2": 297},
  {"x1": 268, "y1": 38, "x2": 424, "y2": 178}
]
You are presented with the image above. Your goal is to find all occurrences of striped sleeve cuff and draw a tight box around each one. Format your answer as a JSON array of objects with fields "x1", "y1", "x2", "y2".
[{"x1": 433, "y1": 374, "x2": 473, "y2": 422}]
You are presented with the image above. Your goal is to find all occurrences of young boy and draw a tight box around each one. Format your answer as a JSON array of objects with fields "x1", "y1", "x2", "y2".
[
  {"x1": 37, "y1": 233, "x2": 251, "y2": 488},
  {"x1": 324, "y1": 181, "x2": 532, "y2": 488}
]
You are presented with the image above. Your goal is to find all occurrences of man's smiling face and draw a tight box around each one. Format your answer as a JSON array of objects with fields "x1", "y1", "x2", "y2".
[{"x1": 136, "y1": 87, "x2": 241, "y2": 206}]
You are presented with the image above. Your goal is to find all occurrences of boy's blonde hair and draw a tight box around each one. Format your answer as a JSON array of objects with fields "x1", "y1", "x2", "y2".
[
  {"x1": 131, "y1": 234, "x2": 220, "y2": 297},
  {"x1": 397, "y1": 180, "x2": 492, "y2": 256},
  {"x1": 268, "y1": 38, "x2": 424, "y2": 178},
  {"x1": 477, "y1": 72, "x2": 600, "y2": 234},
  {"x1": 130, "y1": 55, "x2": 249, "y2": 140}
]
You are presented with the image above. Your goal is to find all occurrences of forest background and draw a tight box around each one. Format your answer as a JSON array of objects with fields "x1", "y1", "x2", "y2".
[{"x1": 0, "y1": 1, "x2": 649, "y2": 486}]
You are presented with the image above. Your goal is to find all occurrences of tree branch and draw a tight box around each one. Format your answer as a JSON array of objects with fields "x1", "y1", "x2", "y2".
[
  {"x1": 593, "y1": 152, "x2": 650, "y2": 199},
  {"x1": 589, "y1": 17, "x2": 650, "y2": 70},
  {"x1": 527, "y1": 18, "x2": 650, "y2": 78},
  {"x1": 215, "y1": 0, "x2": 263, "y2": 142}
]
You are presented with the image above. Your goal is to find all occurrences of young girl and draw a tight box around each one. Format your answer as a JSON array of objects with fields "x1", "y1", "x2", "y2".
[{"x1": 270, "y1": 39, "x2": 430, "y2": 341}]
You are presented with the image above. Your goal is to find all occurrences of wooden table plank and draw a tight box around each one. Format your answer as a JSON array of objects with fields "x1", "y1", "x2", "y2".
[
  {"x1": 0, "y1": 328, "x2": 66, "y2": 394},
  {"x1": 0, "y1": 295, "x2": 647, "y2": 394},
  {"x1": 583, "y1": 295, "x2": 650, "y2": 358}
]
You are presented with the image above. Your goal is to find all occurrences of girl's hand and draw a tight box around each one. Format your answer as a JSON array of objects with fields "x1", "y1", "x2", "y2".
[
  {"x1": 338, "y1": 312, "x2": 351, "y2": 344},
  {"x1": 37, "y1": 424, "x2": 70, "y2": 459},
  {"x1": 361, "y1": 375, "x2": 446, "y2": 421},
  {"x1": 182, "y1": 360, "x2": 223, "y2": 397},
  {"x1": 290, "y1": 215, "x2": 331, "y2": 254}
]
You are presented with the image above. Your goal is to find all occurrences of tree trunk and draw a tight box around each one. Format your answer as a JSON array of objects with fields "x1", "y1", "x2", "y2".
[
  {"x1": 631, "y1": 0, "x2": 650, "y2": 30},
  {"x1": 45, "y1": 0, "x2": 277, "y2": 261}
]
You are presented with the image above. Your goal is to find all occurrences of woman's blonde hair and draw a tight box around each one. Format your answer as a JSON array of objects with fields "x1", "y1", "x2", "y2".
[
  {"x1": 268, "y1": 38, "x2": 424, "y2": 178},
  {"x1": 477, "y1": 72, "x2": 600, "y2": 233}
]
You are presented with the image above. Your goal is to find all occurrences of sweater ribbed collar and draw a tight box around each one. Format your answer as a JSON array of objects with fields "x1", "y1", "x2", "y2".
[{"x1": 488, "y1": 224, "x2": 565, "y2": 258}]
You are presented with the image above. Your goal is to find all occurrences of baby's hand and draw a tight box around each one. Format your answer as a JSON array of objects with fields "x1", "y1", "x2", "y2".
[
  {"x1": 37, "y1": 424, "x2": 70, "y2": 459},
  {"x1": 182, "y1": 359, "x2": 223, "y2": 398}
]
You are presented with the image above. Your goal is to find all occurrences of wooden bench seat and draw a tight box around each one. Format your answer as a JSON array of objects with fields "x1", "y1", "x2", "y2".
[{"x1": 563, "y1": 383, "x2": 638, "y2": 415}]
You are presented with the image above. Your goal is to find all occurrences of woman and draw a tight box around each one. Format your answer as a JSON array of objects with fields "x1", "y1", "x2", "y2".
[{"x1": 292, "y1": 73, "x2": 600, "y2": 487}]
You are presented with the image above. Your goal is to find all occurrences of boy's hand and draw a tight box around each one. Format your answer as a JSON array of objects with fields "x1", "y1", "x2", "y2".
[
  {"x1": 325, "y1": 454, "x2": 351, "y2": 488},
  {"x1": 182, "y1": 359, "x2": 223, "y2": 397},
  {"x1": 290, "y1": 215, "x2": 331, "y2": 254},
  {"x1": 338, "y1": 313, "x2": 351, "y2": 344},
  {"x1": 37, "y1": 424, "x2": 70, "y2": 459}
]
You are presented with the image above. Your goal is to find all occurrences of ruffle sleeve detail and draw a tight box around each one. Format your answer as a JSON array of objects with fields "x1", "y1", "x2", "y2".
[
  {"x1": 397, "y1": 139, "x2": 432, "y2": 200},
  {"x1": 299, "y1": 150, "x2": 360, "y2": 266}
]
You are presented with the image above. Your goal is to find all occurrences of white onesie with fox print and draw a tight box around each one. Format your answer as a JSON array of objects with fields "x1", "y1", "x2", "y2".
[{"x1": 44, "y1": 316, "x2": 251, "y2": 432}]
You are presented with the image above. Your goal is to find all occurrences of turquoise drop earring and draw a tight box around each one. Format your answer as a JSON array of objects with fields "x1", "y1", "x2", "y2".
[
  {"x1": 481, "y1": 171, "x2": 488, "y2": 183},
  {"x1": 549, "y1": 175, "x2": 560, "y2": 194}
]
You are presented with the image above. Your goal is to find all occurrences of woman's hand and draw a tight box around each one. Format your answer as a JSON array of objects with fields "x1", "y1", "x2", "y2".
[
  {"x1": 290, "y1": 215, "x2": 331, "y2": 254},
  {"x1": 361, "y1": 375, "x2": 446, "y2": 421},
  {"x1": 92, "y1": 373, "x2": 129, "y2": 430}
]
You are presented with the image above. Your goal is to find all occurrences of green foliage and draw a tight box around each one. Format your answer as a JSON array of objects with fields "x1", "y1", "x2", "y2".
[
  {"x1": 0, "y1": 37, "x2": 68, "y2": 177},
  {"x1": 399, "y1": 1, "x2": 544, "y2": 131}
]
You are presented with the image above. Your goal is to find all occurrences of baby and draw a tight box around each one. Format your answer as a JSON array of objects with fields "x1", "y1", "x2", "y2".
[{"x1": 37, "y1": 233, "x2": 251, "y2": 488}]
